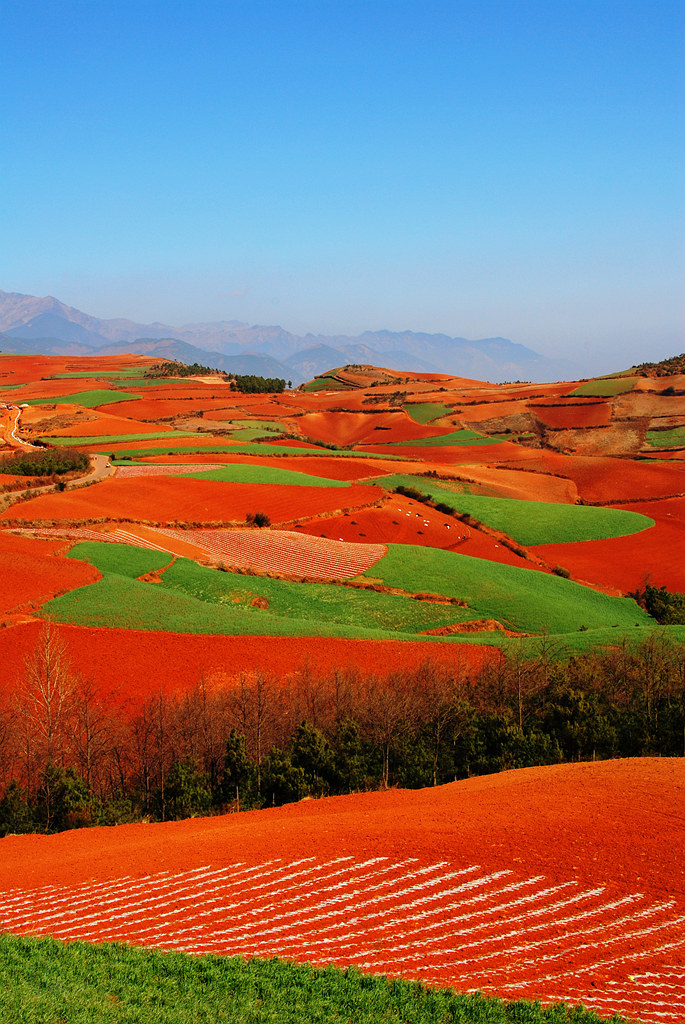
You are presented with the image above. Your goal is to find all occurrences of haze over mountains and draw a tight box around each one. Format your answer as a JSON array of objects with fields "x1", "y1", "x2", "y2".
[{"x1": 0, "y1": 289, "x2": 578, "y2": 385}]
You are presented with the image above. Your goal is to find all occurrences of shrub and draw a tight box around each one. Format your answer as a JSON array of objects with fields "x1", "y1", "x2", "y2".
[{"x1": 552, "y1": 565, "x2": 571, "y2": 578}]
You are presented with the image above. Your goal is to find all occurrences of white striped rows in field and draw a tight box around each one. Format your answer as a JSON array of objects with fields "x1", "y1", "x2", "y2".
[
  {"x1": 7, "y1": 526, "x2": 175, "y2": 556},
  {"x1": 151, "y1": 527, "x2": 386, "y2": 580},
  {"x1": 0, "y1": 858, "x2": 682, "y2": 1023},
  {"x1": 114, "y1": 465, "x2": 226, "y2": 478}
]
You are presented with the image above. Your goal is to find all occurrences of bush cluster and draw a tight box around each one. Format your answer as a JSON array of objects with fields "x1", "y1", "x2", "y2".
[{"x1": 0, "y1": 448, "x2": 88, "y2": 477}]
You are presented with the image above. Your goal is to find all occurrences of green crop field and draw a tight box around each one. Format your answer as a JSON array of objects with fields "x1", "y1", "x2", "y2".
[
  {"x1": 25, "y1": 389, "x2": 142, "y2": 408},
  {"x1": 366, "y1": 475, "x2": 653, "y2": 545},
  {"x1": 43, "y1": 430, "x2": 202, "y2": 446},
  {"x1": 404, "y1": 402, "x2": 452, "y2": 424},
  {"x1": 182, "y1": 465, "x2": 350, "y2": 487},
  {"x1": 0, "y1": 935, "x2": 615, "y2": 1024},
  {"x1": 365, "y1": 545, "x2": 652, "y2": 635},
  {"x1": 44, "y1": 369, "x2": 152, "y2": 379},
  {"x1": 57, "y1": 541, "x2": 651, "y2": 642},
  {"x1": 98, "y1": 443, "x2": 404, "y2": 460},
  {"x1": 447, "y1": 622, "x2": 685, "y2": 658},
  {"x1": 571, "y1": 377, "x2": 636, "y2": 397},
  {"x1": 387, "y1": 429, "x2": 504, "y2": 448},
  {"x1": 645, "y1": 427, "x2": 685, "y2": 448},
  {"x1": 301, "y1": 372, "x2": 348, "y2": 392},
  {"x1": 61, "y1": 544, "x2": 470, "y2": 636}
]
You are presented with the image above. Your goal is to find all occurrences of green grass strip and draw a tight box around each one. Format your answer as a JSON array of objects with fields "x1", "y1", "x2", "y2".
[
  {"x1": 365, "y1": 545, "x2": 652, "y2": 634},
  {"x1": 182, "y1": 465, "x2": 350, "y2": 487},
  {"x1": 43, "y1": 369, "x2": 152, "y2": 379},
  {"x1": 43, "y1": 431, "x2": 202, "y2": 446},
  {"x1": 645, "y1": 427, "x2": 685, "y2": 448},
  {"x1": 387, "y1": 429, "x2": 505, "y2": 448},
  {"x1": 25, "y1": 390, "x2": 142, "y2": 408},
  {"x1": 571, "y1": 377, "x2": 636, "y2": 397},
  {"x1": 100, "y1": 443, "x2": 404, "y2": 460},
  {"x1": 63, "y1": 545, "x2": 469, "y2": 635},
  {"x1": 0, "y1": 934, "x2": 621, "y2": 1024},
  {"x1": 439, "y1": 623, "x2": 685, "y2": 657},
  {"x1": 404, "y1": 402, "x2": 452, "y2": 424}
]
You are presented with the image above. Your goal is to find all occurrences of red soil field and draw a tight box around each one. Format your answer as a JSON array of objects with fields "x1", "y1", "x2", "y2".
[
  {"x1": 127, "y1": 452, "x2": 395, "y2": 480},
  {"x1": 0, "y1": 621, "x2": 492, "y2": 711},
  {"x1": 457, "y1": 399, "x2": 532, "y2": 421},
  {"x1": 533, "y1": 495, "x2": 685, "y2": 594},
  {"x1": 503, "y1": 452, "x2": 685, "y2": 502},
  {"x1": 78, "y1": 435, "x2": 241, "y2": 453},
  {"x1": 294, "y1": 495, "x2": 538, "y2": 569},
  {"x1": 357, "y1": 440, "x2": 533, "y2": 464},
  {"x1": 532, "y1": 402, "x2": 612, "y2": 429},
  {"x1": 294, "y1": 410, "x2": 450, "y2": 446},
  {"x1": 0, "y1": 760, "x2": 681, "y2": 1023},
  {"x1": 0, "y1": 532, "x2": 99, "y2": 615},
  {"x1": 0, "y1": 477, "x2": 384, "y2": 525},
  {"x1": 102, "y1": 398, "x2": 246, "y2": 420},
  {"x1": 44, "y1": 412, "x2": 175, "y2": 437}
]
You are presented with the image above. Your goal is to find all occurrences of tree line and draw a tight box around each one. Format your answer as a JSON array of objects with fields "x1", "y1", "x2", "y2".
[
  {"x1": 1, "y1": 626, "x2": 683, "y2": 836},
  {"x1": 0, "y1": 448, "x2": 88, "y2": 477}
]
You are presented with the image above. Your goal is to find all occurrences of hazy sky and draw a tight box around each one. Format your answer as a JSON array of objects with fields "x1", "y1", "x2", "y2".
[{"x1": 2, "y1": 0, "x2": 682, "y2": 369}]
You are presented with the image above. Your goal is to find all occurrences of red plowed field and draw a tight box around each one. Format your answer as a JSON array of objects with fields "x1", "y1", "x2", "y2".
[
  {"x1": 504, "y1": 453, "x2": 685, "y2": 503},
  {"x1": 47, "y1": 412, "x2": 173, "y2": 437},
  {"x1": 0, "y1": 532, "x2": 99, "y2": 615},
  {"x1": 534, "y1": 495, "x2": 685, "y2": 593},
  {"x1": 0, "y1": 621, "x2": 492, "y2": 709},
  {"x1": 0, "y1": 760, "x2": 682, "y2": 1023},
  {"x1": 294, "y1": 496, "x2": 538, "y2": 568},
  {"x1": 533, "y1": 403, "x2": 612, "y2": 429},
  {"x1": 122, "y1": 454, "x2": 394, "y2": 482},
  {"x1": 295, "y1": 411, "x2": 448, "y2": 446},
  {"x1": 0, "y1": 478, "x2": 383, "y2": 525}
]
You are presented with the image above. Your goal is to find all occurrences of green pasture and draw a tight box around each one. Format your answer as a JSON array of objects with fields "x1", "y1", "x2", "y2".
[
  {"x1": 25, "y1": 389, "x2": 142, "y2": 408},
  {"x1": 99, "y1": 442, "x2": 404, "y2": 460},
  {"x1": 446, "y1": 622, "x2": 685, "y2": 658},
  {"x1": 301, "y1": 374, "x2": 348, "y2": 392},
  {"x1": 366, "y1": 474, "x2": 654, "y2": 545},
  {"x1": 182, "y1": 464, "x2": 350, "y2": 487},
  {"x1": 364, "y1": 544, "x2": 652, "y2": 635},
  {"x1": 44, "y1": 368, "x2": 151, "y2": 379},
  {"x1": 228, "y1": 418, "x2": 283, "y2": 432},
  {"x1": 387, "y1": 428, "x2": 505, "y2": 448},
  {"x1": 0, "y1": 935, "x2": 616, "y2": 1024},
  {"x1": 60, "y1": 543, "x2": 469, "y2": 636},
  {"x1": 571, "y1": 377, "x2": 636, "y2": 397},
  {"x1": 645, "y1": 427, "x2": 685, "y2": 448},
  {"x1": 404, "y1": 402, "x2": 452, "y2": 424},
  {"x1": 53, "y1": 540, "x2": 652, "y2": 642},
  {"x1": 43, "y1": 430, "x2": 201, "y2": 446}
]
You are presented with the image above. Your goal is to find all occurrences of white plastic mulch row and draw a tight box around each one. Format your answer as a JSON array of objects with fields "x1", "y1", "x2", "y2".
[{"x1": 0, "y1": 858, "x2": 682, "y2": 1023}]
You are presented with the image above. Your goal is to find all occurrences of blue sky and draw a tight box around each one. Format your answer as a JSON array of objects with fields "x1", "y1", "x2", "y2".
[{"x1": 1, "y1": 0, "x2": 682, "y2": 369}]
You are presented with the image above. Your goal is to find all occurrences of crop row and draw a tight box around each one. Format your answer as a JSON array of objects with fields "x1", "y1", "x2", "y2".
[
  {"x1": 0, "y1": 857, "x2": 681, "y2": 1023},
  {"x1": 152, "y1": 527, "x2": 386, "y2": 580}
]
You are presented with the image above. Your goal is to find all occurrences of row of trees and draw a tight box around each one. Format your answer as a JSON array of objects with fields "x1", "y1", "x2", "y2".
[
  {"x1": 0, "y1": 447, "x2": 88, "y2": 477},
  {"x1": 1, "y1": 626, "x2": 683, "y2": 835}
]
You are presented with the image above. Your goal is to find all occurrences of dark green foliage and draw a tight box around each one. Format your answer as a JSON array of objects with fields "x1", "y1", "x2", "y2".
[
  {"x1": 160, "y1": 760, "x2": 212, "y2": 820},
  {"x1": 0, "y1": 934, "x2": 623, "y2": 1023},
  {"x1": 35, "y1": 763, "x2": 100, "y2": 832},
  {"x1": 290, "y1": 722, "x2": 336, "y2": 797},
  {"x1": 261, "y1": 748, "x2": 306, "y2": 807},
  {"x1": 0, "y1": 782, "x2": 32, "y2": 836},
  {"x1": 0, "y1": 446, "x2": 88, "y2": 476},
  {"x1": 146, "y1": 359, "x2": 219, "y2": 377},
  {"x1": 246, "y1": 510, "x2": 271, "y2": 527},
  {"x1": 222, "y1": 730, "x2": 255, "y2": 809},
  {"x1": 633, "y1": 584, "x2": 685, "y2": 624},
  {"x1": 634, "y1": 352, "x2": 685, "y2": 377},
  {"x1": 224, "y1": 373, "x2": 286, "y2": 393}
]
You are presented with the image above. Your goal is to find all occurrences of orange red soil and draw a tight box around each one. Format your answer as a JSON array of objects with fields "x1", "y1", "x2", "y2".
[
  {"x1": 0, "y1": 621, "x2": 493, "y2": 712},
  {"x1": 0, "y1": 477, "x2": 384, "y2": 525},
  {"x1": 0, "y1": 533, "x2": 99, "y2": 615},
  {"x1": 0, "y1": 761, "x2": 682, "y2": 1023},
  {"x1": 534, "y1": 495, "x2": 685, "y2": 593}
]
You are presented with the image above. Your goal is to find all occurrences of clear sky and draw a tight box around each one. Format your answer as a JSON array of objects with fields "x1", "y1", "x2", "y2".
[{"x1": 1, "y1": 0, "x2": 682, "y2": 370}]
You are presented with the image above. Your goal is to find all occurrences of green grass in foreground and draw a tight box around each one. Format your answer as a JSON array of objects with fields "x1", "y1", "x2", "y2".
[
  {"x1": 25, "y1": 389, "x2": 142, "y2": 408},
  {"x1": 55, "y1": 541, "x2": 651, "y2": 640},
  {"x1": 365, "y1": 544, "x2": 652, "y2": 634},
  {"x1": 645, "y1": 427, "x2": 685, "y2": 449},
  {"x1": 571, "y1": 377, "x2": 636, "y2": 397},
  {"x1": 404, "y1": 402, "x2": 452, "y2": 424},
  {"x1": 60, "y1": 544, "x2": 470, "y2": 636},
  {"x1": 0, "y1": 935, "x2": 622, "y2": 1024},
  {"x1": 182, "y1": 464, "x2": 350, "y2": 487}
]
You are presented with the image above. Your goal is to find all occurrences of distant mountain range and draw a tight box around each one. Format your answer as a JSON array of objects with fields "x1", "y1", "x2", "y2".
[{"x1": 0, "y1": 289, "x2": 578, "y2": 385}]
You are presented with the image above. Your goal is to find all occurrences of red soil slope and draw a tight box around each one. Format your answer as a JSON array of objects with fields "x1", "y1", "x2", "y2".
[
  {"x1": 0, "y1": 621, "x2": 492, "y2": 711},
  {"x1": 0, "y1": 478, "x2": 383, "y2": 525},
  {"x1": 0, "y1": 760, "x2": 681, "y2": 1023},
  {"x1": 534, "y1": 495, "x2": 685, "y2": 593},
  {"x1": 0, "y1": 533, "x2": 99, "y2": 615}
]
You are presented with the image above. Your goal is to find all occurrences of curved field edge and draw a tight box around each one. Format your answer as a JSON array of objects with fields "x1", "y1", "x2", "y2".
[
  {"x1": 45, "y1": 540, "x2": 653, "y2": 641},
  {"x1": 0, "y1": 934, "x2": 627, "y2": 1024},
  {"x1": 366, "y1": 474, "x2": 654, "y2": 545}
]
